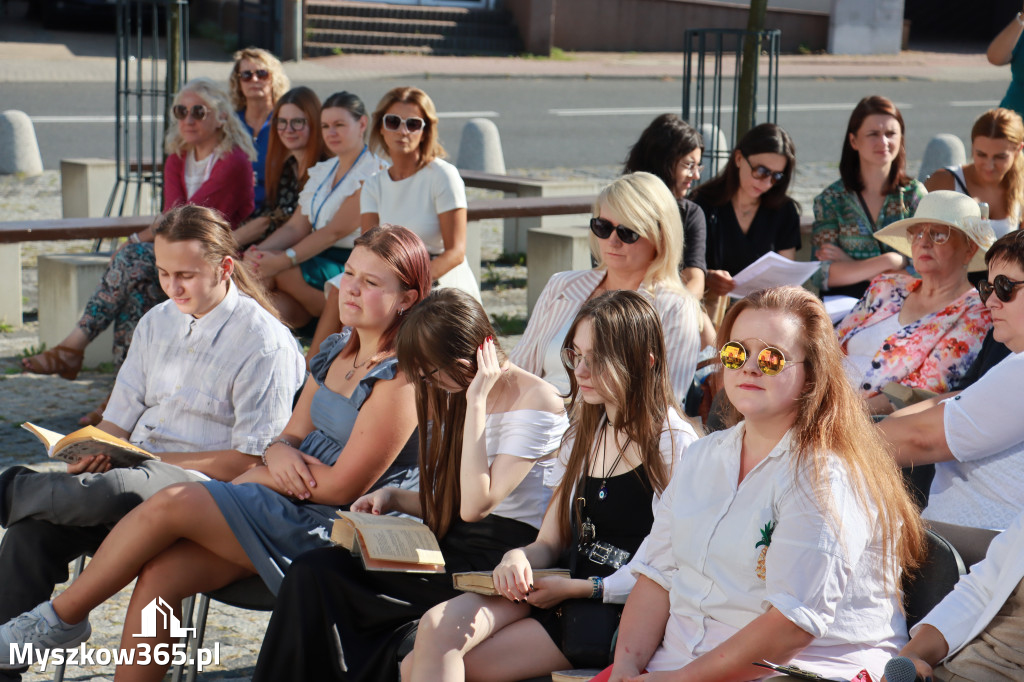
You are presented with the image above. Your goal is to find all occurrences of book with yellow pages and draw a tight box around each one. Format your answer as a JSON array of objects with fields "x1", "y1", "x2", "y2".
[
  {"x1": 452, "y1": 568, "x2": 572, "y2": 596},
  {"x1": 550, "y1": 670, "x2": 604, "y2": 682},
  {"x1": 21, "y1": 422, "x2": 158, "y2": 468},
  {"x1": 331, "y1": 511, "x2": 445, "y2": 573}
]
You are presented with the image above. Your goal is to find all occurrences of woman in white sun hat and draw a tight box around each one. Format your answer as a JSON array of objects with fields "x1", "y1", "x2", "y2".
[{"x1": 835, "y1": 190, "x2": 996, "y2": 414}]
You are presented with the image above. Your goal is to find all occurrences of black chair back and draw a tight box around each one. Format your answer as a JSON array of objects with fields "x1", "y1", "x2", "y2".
[{"x1": 902, "y1": 529, "x2": 966, "y2": 629}]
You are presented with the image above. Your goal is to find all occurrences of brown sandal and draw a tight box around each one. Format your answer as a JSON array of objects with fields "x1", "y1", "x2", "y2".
[{"x1": 21, "y1": 344, "x2": 85, "y2": 380}]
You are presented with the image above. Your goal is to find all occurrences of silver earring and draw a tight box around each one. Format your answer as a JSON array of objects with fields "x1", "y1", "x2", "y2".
[{"x1": 398, "y1": 308, "x2": 405, "y2": 316}]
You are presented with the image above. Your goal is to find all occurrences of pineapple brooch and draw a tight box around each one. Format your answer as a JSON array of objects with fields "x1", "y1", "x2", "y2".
[{"x1": 754, "y1": 521, "x2": 776, "y2": 581}]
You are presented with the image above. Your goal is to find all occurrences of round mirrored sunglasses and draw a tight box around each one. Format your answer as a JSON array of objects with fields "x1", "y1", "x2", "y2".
[{"x1": 719, "y1": 340, "x2": 801, "y2": 377}]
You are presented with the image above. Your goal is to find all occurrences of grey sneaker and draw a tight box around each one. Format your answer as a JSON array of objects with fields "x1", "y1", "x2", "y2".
[{"x1": 0, "y1": 603, "x2": 91, "y2": 669}]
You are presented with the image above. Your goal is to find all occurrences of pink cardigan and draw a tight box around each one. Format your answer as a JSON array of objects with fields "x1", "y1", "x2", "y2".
[{"x1": 163, "y1": 146, "x2": 255, "y2": 228}]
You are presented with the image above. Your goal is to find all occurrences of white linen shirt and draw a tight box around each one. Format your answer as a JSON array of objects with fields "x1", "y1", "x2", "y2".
[
  {"x1": 510, "y1": 269, "x2": 701, "y2": 405},
  {"x1": 632, "y1": 424, "x2": 906, "y2": 680},
  {"x1": 914, "y1": 509, "x2": 1024, "y2": 660},
  {"x1": 544, "y1": 408, "x2": 699, "y2": 603},
  {"x1": 298, "y1": 150, "x2": 389, "y2": 245},
  {"x1": 930, "y1": 350, "x2": 1024, "y2": 530},
  {"x1": 104, "y1": 283, "x2": 305, "y2": 456}
]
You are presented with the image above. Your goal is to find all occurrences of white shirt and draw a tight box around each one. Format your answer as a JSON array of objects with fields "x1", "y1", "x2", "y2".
[
  {"x1": 299, "y1": 149, "x2": 389, "y2": 245},
  {"x1": 486, "y1": 409, "x2": 569, "y2": 529},
  {"x1": 914, "y1": 510, "x2": 1024, "y2": 659},
  {"x1": 632, "y1": 424, "x2": 906, "y2": 680},
  {"x1": 932, "y1": 350, "x2": 1024, "y2": 530},
  {"x1": 359, "y1": 158, "x2": 467, "y2": 255},
  {"x1": 843, "y1": 315, "x2": 901, "y2": 389},
  {"x1": 184, "y1": 149, "x2": 216, "y2": 200},
  {"x1": 544, "y1": 408, "x2": 699, "y2": 603},
  {"x1": 104, "y1": 283, "x2": 306, "y2": 456}
]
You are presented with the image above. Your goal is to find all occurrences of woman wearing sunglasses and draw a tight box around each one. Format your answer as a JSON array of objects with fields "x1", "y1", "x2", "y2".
[
  {"x1": 232, "y1": 86, "x2": 328, "y2": 250},
  {"x1": 691, "y1": 122, "x2": 801, "y2": 324},
  {"x1": 401, "y1": 291, "x2": 698, "y2": 682},
  {"x1": 925, "y1": 107, "x2": 1024, "y2": 238},
  {"x1": 250, "y1": 288, "x2": 568, "y2": 682},
  {"x1": 228, "y1": 47, "x2": 290, "y2": 213},
  {"x1": 22, "y1": 77, "x2": 256, "y2": 424},
  {"x1": 360, "y1": 86, "x2": 480, "y2": 301},
  {"x1": 813, "y1": 96, "x2": 925, "y2": 300},
  {"x1": 241, "y1": 91, "x2": 389, "y2": 329},
  {"x1": 836, "y1": 190, "x2": 995, "y2": 415},
  {"x1": 511, "y1": 172, "x2": 701, "y2": 403},
  {"x1": 594, "y1": 285, "x2": 925, "y2": 682},
  {"x1": 879, "y1": 229, "x2": 1024, "y2": 531}
]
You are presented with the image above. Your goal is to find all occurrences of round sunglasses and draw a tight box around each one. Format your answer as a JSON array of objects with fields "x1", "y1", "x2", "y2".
[
  {"x1": 590, "y1": 217, "x2": 641, "y2": 244},
  {"x1": 275, "y1": 117, "x2": 307, "y2": 132},
  {"x1": 382, "y1": 114, "x2": 426, "y2": 133},
  {"x1": 740, "y1": 152, "x2": 786, "y2": 185},
  {"x1": 719, "y1": 340, "x2": 801, "y2": 376},
  {"x1": 977, "y1": 274, "x2": 1024, "y2": 304},
  {"x1": 239, "y1": 69, "x2": 270, "y2": 82},
  {"x1": 172, "y1": 104, "x2": 210, "y2": 122}
]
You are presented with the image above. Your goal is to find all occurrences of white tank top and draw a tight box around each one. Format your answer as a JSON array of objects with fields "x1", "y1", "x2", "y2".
[{"x1": 945, "y1": 165, "x2": 1019, "y2": 237}]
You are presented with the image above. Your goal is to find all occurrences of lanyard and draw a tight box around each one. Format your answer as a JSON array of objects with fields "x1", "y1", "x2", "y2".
[{"x1": 311, "y1": 146, "x2": 368, "y2": 228}]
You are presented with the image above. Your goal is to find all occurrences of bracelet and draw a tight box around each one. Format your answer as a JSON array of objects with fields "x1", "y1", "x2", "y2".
[
  {"x1": 589, "y1": 576, "x2": 604, "y2": 600},
  {"x1": 128, "y1": 232, "x2": 141, "y2": 244},
  {"x1": 261, "y1": 437, "x2": 297, "y2": 465}
]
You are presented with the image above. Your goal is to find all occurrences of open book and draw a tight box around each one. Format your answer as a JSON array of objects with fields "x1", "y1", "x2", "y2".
[
  {"x1": 331, "y1": 511, "x2": 445, "y2": 573},
  {"x1": 452, "y1": 569, "x2": 572, "y2": 596},
  {"x1": 21, "y1": 422, "x2": 158, "y2": 468}
]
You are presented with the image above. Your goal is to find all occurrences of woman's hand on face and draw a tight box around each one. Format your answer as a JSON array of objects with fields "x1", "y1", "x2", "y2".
[
  {"x1": 351, "y1": 487, "x2": 395, "y2": 515},
  {"x1": 815, "y1": 244, "x2": 853, "y2": 262},
  {"x1": 264, "y1": 443, "x2": 317, "y2": 499},
  {"x1": 706, "y1": 269, "x2": 736, "y2": 297},
  {"x1": 524, "y1": 576, "x2": 588, "y2": 609},
  {"x1": 466, "y1": 336, "x2": 503, "y2": 403},
  {"x1": 492, "y1": 548, "x2": 532, "y2": 601}
]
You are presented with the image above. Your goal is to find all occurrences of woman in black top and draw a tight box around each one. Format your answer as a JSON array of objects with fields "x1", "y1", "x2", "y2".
[
  {"x1": 691, "y1": 123, "x2": 801, "y2": 322},
  {"x1": 624, "y1": 113, "x2": 708, "y2": 298}
]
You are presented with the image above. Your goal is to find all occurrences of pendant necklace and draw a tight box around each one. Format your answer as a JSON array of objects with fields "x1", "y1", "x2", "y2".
[
  {"x1": 592, "y1": 421, "x2": 628, "y2": 501},
  {"x1": 345, "y1": 351, "x2": 370, "y2": 380}
]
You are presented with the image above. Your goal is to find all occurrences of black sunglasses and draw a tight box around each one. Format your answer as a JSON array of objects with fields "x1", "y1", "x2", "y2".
[
  {"x1": 240, "y1": 69, "x2": 270, "y2": 82},
  {"x1": 589, "y1": 217, "x2": 641, "y2": 244},
  {"x1": 741, "y1": 152, "x2": 786, "y2": 185},
  {"x1": 171, "y1": 104, "x2": 209, "y2": 121},
  {"x1": 977, "y1": 274, "x2": 1024, "y2": 303}
]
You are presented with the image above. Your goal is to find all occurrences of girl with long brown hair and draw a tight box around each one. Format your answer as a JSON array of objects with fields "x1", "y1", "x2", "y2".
[
  {"x1": 595, "y1": 286, "x2": 925, "y2": 682},
  {"x1": 249, "y1": 287, "x2": 568, "y2": 682},
  {"x1": 401, "y1": 290, "x2": 699, "y2": 682}
]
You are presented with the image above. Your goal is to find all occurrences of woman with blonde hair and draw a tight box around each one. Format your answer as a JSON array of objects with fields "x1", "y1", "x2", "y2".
[
  {"x1": 228, "y1": 46, "x2": 290, "y2": 212},
  {"x1": 402, "y1": 290, "x2": 699, "y2": 681},
  {"x1": 596, "y1": 285, "x2": 926, "y2": 682},
  {"x1": 512, "y1": 172, "x2": 701, "y2": 403},
  {"x1": 22, "y1": 77, "x2": 256, "y2": 424},
  {"x1": 926, "y1": 107, "x2": 1024, "y2": 236}
]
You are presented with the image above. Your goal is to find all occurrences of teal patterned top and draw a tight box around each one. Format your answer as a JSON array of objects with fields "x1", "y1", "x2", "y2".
[{"x1": 812, "y1": 178, "x2": 926, "y2": 290}]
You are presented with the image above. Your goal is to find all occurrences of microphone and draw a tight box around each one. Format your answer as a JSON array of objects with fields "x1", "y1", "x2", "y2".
[{"x1": 883, "y1": 656, "x2": 923, "y2": 682}]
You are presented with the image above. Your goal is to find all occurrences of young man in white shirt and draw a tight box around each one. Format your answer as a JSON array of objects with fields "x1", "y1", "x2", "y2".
[{"x1": 0, "y1": 206, "x2": 305, "y2": 678}]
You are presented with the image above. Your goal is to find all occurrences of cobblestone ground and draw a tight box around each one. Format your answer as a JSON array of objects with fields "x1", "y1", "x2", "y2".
[{"x1": 0, "y1": 159, "x2": 849, "y2": 680}]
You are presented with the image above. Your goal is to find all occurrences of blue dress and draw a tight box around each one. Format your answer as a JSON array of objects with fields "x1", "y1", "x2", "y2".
[
  {"x1": 236, "y1": 108, "x2": 271, "y2": 212},
  {"x1": 203, "y1": 330, "x2": 419, "y2": 594}
]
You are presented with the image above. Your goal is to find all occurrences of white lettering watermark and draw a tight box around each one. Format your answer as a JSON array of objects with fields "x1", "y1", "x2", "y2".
[{"x1": 9, "y1": 642, "x2": 220, "y2": 673}]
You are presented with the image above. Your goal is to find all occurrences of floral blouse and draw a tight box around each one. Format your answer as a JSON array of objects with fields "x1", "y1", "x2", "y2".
[
  {"x1": 251, "y1": 156, "x2": 301, "y2": 237},
  {"x1": 812, "y1": 178, "x2": 926, "y2": 289},
  {"x1": 836, "y1": 273, "x2": 992, "y2": 397}
]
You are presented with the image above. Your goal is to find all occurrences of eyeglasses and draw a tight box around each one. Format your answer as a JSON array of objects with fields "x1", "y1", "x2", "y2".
[
  {"x1": 679, "y1": 161, "x2": 704, "y2": 175},
  {"x1": 421, "y1": 367, "x2": 442, "y2": 385},
  {"x1": 589, "y1": 217, "x2": 641, "y2": 245},
  {"x1": 382, "y1": 114, "x2": 426, "y2": 133},
  {"x1": 719, "y1": 340, "x2": 801, "y2": 377},
  {"x1": 977, "y1": 274, "x2": 1024, "y2": 303},
  {"x1": 560, "y1": 348, "x2": 594, "y2": 371},
  {"x1": 275, "y1": 117, "x2": 307, "y2": 132},
  {"x1": 239, "y1": 69, "x2": 270, "y2": 82},
  {"x1": 172, "y1": 104, "x2": 210, "y2": 121},
  {"x1": 741, "y1": 153, "x2": 786, "y2": 185},
  {"x1": 907, "y1": 224, "x2": 952, "y2": 245}
]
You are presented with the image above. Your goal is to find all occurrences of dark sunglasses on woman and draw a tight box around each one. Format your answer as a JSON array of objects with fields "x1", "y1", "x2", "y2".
[
  {"x1": 172, "y1": 104, "x2": 209, "y2": 121},
  {"x1": 977, "y1": 274, "x2": 1024, "y2": 304},
  {"x1": 589, "y1": 217, "x2": 641, "y2": 244},
  {"x1": 240, "y1": 69, "x2": 270, "y2": 82},
  {"x1": 741, "y1": 152, "x2": 786, "y2": 185},
  {"x1": 382, "y1": 114, "x2": 426, "y2": 133}
]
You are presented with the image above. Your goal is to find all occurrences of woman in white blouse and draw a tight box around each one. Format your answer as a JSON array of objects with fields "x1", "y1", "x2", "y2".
[
  {"x1": 244, "y1": 91, "x2": 388, "y2": 327},
  {"x1": 511, "y1": 172, "x2": 701, "y2": 404},
  {"x1": 598, "y1": 286, "x2": 925, "y2": 682}
]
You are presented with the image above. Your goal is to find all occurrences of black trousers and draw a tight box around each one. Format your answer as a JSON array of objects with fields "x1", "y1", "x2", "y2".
[{"x1": 252, "y1": 514, "x2": 538, "y2": 682}]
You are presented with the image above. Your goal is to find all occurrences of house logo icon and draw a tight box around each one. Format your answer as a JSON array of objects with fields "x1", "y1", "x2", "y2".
[{"x1": 132, "y1": 597, "x2": 196, "y2": 638}]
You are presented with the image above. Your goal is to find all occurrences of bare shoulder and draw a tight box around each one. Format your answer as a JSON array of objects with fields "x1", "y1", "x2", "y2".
[{"x1": 510, "y1": 366, "x2": 566, "y2": 415}]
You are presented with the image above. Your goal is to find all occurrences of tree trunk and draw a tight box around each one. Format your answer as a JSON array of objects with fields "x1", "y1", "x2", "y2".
[{"x1": 736, "y1": 0, "x2": 769, "y2": 142}]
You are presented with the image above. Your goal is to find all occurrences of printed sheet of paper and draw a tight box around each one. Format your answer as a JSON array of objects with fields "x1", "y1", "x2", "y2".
[{"x1": 728, "y1": 253, "x2": 822, "y2": 299}]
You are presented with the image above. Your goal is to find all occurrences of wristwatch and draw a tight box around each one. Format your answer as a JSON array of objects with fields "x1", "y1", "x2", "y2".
[{"x1": 285, "y1": 248, "x2": 298, "y2": 266}]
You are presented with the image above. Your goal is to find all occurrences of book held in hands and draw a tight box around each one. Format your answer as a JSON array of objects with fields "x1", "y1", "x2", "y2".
[
  {"x1": 331, "y1": 511, "x2": 445, "y2": 573},
  {"x1": 21, "y1": 422, "x2": 158, "y2": 468},
  {"x1": 452, "y1": 569, "x2": 572, "y2": 596}
]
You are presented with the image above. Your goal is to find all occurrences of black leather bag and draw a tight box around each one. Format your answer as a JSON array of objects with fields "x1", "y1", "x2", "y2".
[{"x1": 558, "y1": 599, "x2": 622, "y2": 668}]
